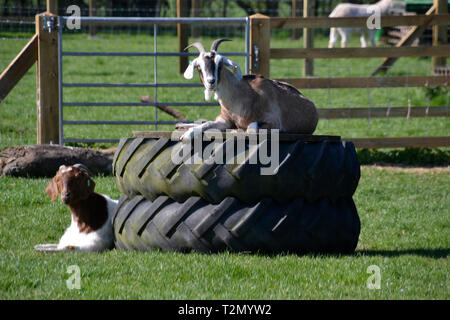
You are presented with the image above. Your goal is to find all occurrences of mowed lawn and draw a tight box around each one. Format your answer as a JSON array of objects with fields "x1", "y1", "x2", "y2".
[
  {"x1": 0, "y1": 167, "x2": 448, "y2": 299},
  {"x1": 0, "y1": 31, "x2": 449, "y2": 299}
]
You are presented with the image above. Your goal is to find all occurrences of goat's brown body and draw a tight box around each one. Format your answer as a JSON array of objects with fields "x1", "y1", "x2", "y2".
[
  {"x1": 68, "y1": 192, "x2": 108, "y2": 234},
  {"x1": 46, "y1": 165, "x2": 108, "y2": 234},
  {"x1": 45, "y1": 165, "x2": 118, "y2": 252},
  {"x1": 216, "y1": 69, "x2": 318, "y2": 133}
]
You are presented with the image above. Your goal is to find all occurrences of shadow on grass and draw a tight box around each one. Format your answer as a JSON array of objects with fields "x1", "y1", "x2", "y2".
[
  {"x1": 244, "y1": 248, "x2": 449, "y2": 259},
  {"x1": 355, "y1": 248, "x2": 449, "y2": 259},
  {"x1": 357, "y1": 148, "x2": 450, "y2": 167}
]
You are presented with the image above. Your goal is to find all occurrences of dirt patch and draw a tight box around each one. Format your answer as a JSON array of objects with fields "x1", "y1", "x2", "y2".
[{"x1": 0, "y1": 145, "x2": 117, "y2": 177}]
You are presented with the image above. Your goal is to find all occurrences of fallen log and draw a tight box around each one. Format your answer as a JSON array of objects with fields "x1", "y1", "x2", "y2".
[
  {"x1": 140, "y1": 95, "x2": 187, "y2": 121},
  {"x1": 0, "y1": 144, "x2": 116, "y2": 177}
]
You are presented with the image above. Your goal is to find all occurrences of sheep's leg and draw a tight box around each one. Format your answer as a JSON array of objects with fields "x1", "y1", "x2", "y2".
[
  {"x1": 338, "y1": 28, "x2": 348, "y2": 48},
  {"x1": 360, "y1": 32, "x2": 367, "y2": 48},
  {"x1": 369, "y1": 29, "x2": 377, "y2": 47},
  {"x1": 328, "y1": 28, "x2": 337, "y2": 48},
  {"x1": 180, "y1": 116, "x2": 232, "y2": 141}
]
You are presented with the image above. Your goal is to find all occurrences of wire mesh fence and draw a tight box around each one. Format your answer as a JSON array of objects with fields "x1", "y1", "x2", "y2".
[{"x1": 0, "y1": 1, "x2": 377, "y2": 19}]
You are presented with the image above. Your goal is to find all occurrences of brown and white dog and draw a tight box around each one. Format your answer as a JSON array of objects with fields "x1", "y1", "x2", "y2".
[{"x1": 45, "y1": 164, "x2": 118, "y2": 252}]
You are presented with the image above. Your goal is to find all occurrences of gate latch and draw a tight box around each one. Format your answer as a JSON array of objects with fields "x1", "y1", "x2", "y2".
[
  {"x1": 43, "y1": 16, "x2": 58, "y2": 33},
  {"x1": 252, "y1": 45, "x2": 259, "y2": 71}
]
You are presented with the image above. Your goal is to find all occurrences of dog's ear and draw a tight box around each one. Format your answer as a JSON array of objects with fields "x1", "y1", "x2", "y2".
[{"x1": 46, "y1": 177, "x2": 59, "y2": 201}]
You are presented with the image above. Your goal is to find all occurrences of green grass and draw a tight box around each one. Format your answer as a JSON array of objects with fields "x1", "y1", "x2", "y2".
[
  {"x1": 0, "y1": 168, "x2": 448, "y2": 299},
  {"x1": 0, "y1": 30, "x2": 449, "y2": 300}
]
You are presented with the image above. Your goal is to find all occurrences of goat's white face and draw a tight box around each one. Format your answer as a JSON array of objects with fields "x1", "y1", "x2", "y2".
[
  {"x1": 183, "y1": 40, "x2": 242, "y2": 100},
  {"x1": 200, "y1": 52, "x2": 221, "y2": 91},
  {"x1": 184, "y1": 52, "x2": 223, "y2": 91}
]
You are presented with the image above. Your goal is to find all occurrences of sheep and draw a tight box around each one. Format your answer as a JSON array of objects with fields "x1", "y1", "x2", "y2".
[
  {"x1": 328, "y1": 0, "x2": 393, "y2": 48},
  {"x1": 181, "y1": 38, "x2": 318, "y2": 140},
  {"x1": 45, "y1": 164, "x2": 118, "y2": 252}
]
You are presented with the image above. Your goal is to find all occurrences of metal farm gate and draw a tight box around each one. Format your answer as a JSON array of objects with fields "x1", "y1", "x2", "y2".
[{"x1": 57, "y1": 16, "x2": 250, "y2": 145}]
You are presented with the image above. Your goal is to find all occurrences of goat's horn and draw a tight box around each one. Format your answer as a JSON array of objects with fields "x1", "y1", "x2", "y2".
[
  {"x1": 210, "y1": 38, "x2": 231, "y2": 52},
  {"x1": 184, "y1": 42, "x2": 205, "y2": 53},
  {"x1": 73, "y1": 163, "x2": 91, "y2": 175}
]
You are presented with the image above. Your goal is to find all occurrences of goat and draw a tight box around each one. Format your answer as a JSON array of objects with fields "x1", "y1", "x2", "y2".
[
  {"x1": 181, "y1": 39, "x2": 318, "y2": 140},
  {"x1": 328, "y1": 0, "x2": 393, "y2": 48},
  {"x1": 45, "y1": 164, "x2": 118, "y2": 252}
]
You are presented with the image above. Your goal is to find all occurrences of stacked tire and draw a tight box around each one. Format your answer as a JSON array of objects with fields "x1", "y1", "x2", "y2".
[{"x1": 112, "y1": 133, "x2": 361, "y2": 254}]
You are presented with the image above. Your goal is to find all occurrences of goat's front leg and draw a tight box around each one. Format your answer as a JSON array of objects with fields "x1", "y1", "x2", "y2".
[
  {"x1": 63, "y1": 245, "x2": 78, "y2": 251},
  {"x1": 180, "y1": 116, "x2": 232, "y2": 141},
  {"x1": 246, "y1": 121, "x2": 259, "y2": 133}
]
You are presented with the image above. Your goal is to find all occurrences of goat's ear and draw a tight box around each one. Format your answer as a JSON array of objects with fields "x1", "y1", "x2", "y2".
[
  {"x1": 87, "y1": 177, "x2": 95, "y2": 193},
  {"x1": 184, "y1": 58, "x2": 198, "y2": 79},
  {"x1": 221, "y1": 57, "x2": 242, "y2": 80},
  {"x1": 45, "y1": 177, "x2": 59, "y2": 201},
  {"x1": 77, "y1": 173, "x2": 95, "y2": 200}
]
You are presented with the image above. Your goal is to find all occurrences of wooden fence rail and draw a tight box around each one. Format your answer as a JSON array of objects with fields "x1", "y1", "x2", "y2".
[
  {"x1": 249, "y1": 4, "x2": 449, "y2": 149},
  {"x1": 270, "y1": 45, "x2": 450, "y2": 59},
  {"x1": 319, "y1": 106, "x2": 448, "y2": 119},
  {"x1": 251, "y1": 14, "x2": 450, "y2": 79},
  {"x1": 276, "y1": 76, "x2": 449, "y2": 89},
  {"x1": 0, "y1": 34, "x2": 37, "y2": 102},
  {"x1": 270, "y1": 14, "x2": 450, "y2": 29},
  {"x1": 347, "y1": 137, "x2": 449, "y2": 149}
]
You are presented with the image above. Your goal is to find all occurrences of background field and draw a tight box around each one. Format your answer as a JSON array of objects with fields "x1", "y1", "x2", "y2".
[
  {"x1": 0, "y1": 29, "x2": 449, "y2": 299},
  {"x1": 1, "y1": 31, "x2": 449, "y2": 148}
]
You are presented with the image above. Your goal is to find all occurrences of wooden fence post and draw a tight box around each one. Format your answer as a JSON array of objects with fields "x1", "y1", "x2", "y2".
[
  {"x1": 291, "y1": 0, "x2": 301, "y2": 39},
  {"x1": 191, "y1": 0, "x2": 200, "y2": 39},
  {"x1": 432, "y1": 0, "x2": 448, "y2": 72},
  {"x1": 249, "y1": 14, "x2": 270, "y2": 77},
  {"x1": 36, "y1": 12, "x2": 60, "y2": 144},
  {"x1": 89, "y1": 0, "x2": 98, "y2": 38},
  {"x1": 303, "y1": 0, "x2": 314, "y2": 76},
  {"x1": 177, "y1": 0, "x2": 189, "y2": 74},
  {"x1": 46, "y1": 0, "x2": 58, "y2": 14}
]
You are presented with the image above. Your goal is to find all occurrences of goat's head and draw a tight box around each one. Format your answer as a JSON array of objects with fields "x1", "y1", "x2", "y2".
[
  {"x1": 183, "y1": 39, "x2": 242, "y2": 97},
  {"x1": 46, "y1": 164, "x2": 95, "y2": 205}
]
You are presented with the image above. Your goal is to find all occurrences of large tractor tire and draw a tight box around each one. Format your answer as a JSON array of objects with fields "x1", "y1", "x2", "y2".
[
  {"x1": 112, "y1": 195, "x2": 360, "y2": 254},
  {"x1": 113, "y1": 132, "x2": 360, "y2": 204}
]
